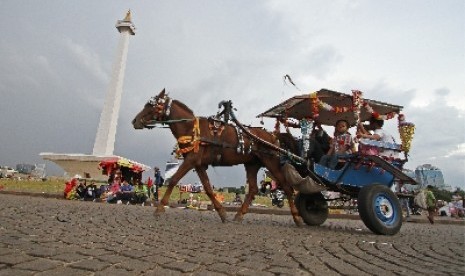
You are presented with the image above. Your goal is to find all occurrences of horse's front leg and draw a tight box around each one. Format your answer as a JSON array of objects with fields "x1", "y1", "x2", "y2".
[
  {"x1": 155, "y1": 162, "x2": 192, "y2": 215},
  {"x1": 234, "y1": 164, "x2": 260, "y2": 222},
  {"x1": 195, "y1": 166, "x2": 227, "y2": 223}
]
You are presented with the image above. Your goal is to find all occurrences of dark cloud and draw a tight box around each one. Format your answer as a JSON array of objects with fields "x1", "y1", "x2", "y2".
[{"x1": 0, "y1": 1, "x2": 463, "y2": 190}]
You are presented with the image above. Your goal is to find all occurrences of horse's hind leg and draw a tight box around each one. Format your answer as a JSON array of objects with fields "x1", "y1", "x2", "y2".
[
  {"x1": 234, "y1": 164, "x2": 260, "y2": 222},
  {"x1": 195, "y1": 166, "x2": 227, "y2": 223},
  {"x1": 262, "y1": 161, "x2": 303, "y2": 227},
  {"x1": 281, "y1": 182, "x2": 303, "y2": 227},
  {"x1": 156, "y1": 162, "x2": 192, "y2": 214}
]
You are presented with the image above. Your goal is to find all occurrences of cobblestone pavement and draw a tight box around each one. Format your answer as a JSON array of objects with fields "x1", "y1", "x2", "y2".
[{"x1": 0, "y1": 194, "x2": 464, "y2": 275}]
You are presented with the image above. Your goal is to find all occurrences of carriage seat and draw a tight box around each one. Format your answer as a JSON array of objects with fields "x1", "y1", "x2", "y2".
[{"x1": 358, "y1": 139, "x2": 401, "y2": 159}]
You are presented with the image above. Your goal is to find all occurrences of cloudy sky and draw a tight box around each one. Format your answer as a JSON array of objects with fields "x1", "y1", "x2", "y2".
[{"x1": 1, "y1": 1, "x2": 464, "y2": 189}]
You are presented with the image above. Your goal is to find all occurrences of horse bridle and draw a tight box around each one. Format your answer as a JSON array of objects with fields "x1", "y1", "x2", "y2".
[
  {"x1": 147, "y1": 94, "x2": 173, "y2": 122},
  {"x1": 142, "y1": 94, "x2": 193, "y2": 127}
]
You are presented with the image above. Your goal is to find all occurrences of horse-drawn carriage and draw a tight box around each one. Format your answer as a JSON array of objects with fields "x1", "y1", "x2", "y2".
[
  {"x1": 132, "y1": 88, "x2": 416, "y2": 235},
  {"x1": 254, "y1": 88, "x2": 417, "y2": 235}
]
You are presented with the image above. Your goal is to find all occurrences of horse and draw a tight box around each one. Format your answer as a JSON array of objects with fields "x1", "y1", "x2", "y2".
[{"x1": 132, "y1": 89, "x2": 303, "y2": 226}]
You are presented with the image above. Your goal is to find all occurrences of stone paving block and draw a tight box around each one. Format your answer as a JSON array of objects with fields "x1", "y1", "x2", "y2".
[
  {"x1": 69, "y1": 259, "x2": 111, "y2": 272},
  {"x1": 77, "y1": 248, "x2": 111, "y2": 257},
  {"x1": 183, "y1": 252, "x2": 217, "y2": 265},
  {"x1": 266, "y1": 266, "x2": 309, "y2": 276},
  {"x1": 236, "y1": 267, "x2": 275, "y2": 276},
  {"x1": 95, "y1": 266, "x2": 140, "y2": 276},
  {"x1": 95, "y1": 254, "x2": 131, "y2": 264},
  {"x1": 12, "y1": 258, "x2": 62, "y2": 271},
  {"x1": 237, "y1": 259, "x2": 269, "y2": 270},
  {"x1": 144, "y1": 266, "x2": 185, "y2": 276},
  {"x1": 0, "y1": 254, "x2": 35, "y2": 265},
  {"x1": 51, "y1": 252, "x2": 89, "y2": 263},
  {"x1": 120, "y1": 249, "x2": 150, "y2": 258},
  {"x1": 141, "y1": 254, "x2": 174, "y2": 265},
  {"x1": 0, "y1": 269, "x2": 35, "y2": 276},
  {"x1": 191, "y1": 267, "x2": 231, "y2": 276},
  {"x1": 25, "y1": 247, "x2": 63, "y2": 258},
  {"x1": 115, "y1": 258, "x2": 157, "y2": 272},
  {"x1": 0, "y1": 248, "x2": 16, "y2": 256},
  {"x1": 35, "y1": 266, "x2": 93, "y2": 276},
  {"x1": 160, "y1": 260, "x2": 202, "y2": 273},
  {"x1": 207, "y1": 262, "x2": 242, "y2": 275}
]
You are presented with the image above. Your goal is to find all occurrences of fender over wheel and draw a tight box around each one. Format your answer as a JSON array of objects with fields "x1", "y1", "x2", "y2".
[
  {"x1": 295, "y1": 192, "x2": 328, "y2": 226},
  {"x1": 358, "y1": 184, "x2": 402, "y2": 235}
]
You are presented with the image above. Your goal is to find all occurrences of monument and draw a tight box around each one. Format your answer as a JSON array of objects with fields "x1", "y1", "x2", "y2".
[{"x1": 41, "y1": 10, "x2": 150, "y2": 180}]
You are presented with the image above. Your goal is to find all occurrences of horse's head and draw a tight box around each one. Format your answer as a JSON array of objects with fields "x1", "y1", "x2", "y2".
[{"x1": 132, "y1": 88, "x2": 172, "y2": 129}]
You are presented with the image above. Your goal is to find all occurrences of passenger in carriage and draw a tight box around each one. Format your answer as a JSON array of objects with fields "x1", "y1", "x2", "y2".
[
  {"x1": 279, "y1": 118, "x2": 330, "y2": 163},
  {"x1": 357, "y1": 115, "x2": 398, "y2": 158},
  {"x1": 319, "y1": 119, "x2": 356, "y2": 169}
]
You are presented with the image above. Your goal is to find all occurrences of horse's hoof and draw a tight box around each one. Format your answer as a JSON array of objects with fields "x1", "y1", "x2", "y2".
[
  {"x1": 217, "y1": 209, "x2": 227, "y2": 223},
  {"x1": 294, "y1": 217, "x2": 304, "y2": 227},
  {"x1": 233, "y1": 214, "x2": 243, "y2": 223},
  {"x1": 154, "y1": 206, "x2": 166, "y2": 216}
]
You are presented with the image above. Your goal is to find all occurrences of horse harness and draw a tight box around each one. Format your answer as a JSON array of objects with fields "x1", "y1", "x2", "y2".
[
  {"x1": 176, "y1": 116, "x2": 254, "y2": 163},
  {"x1": 147, "y1": 94, "x2": 270, "y2": 162}
]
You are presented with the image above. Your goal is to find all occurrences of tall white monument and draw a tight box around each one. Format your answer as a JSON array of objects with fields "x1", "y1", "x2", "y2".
[
  {"x1": 40, "y1": 11, "x2": 149, "y2": 179},
  {"x1": 93, "y1": 10, "x2": 135, "y2": 155}
]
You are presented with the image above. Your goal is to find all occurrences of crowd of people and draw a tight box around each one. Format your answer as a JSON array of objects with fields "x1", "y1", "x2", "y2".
[{"x1": 63, "y1": 167, "x2": 163, "y2": 206}]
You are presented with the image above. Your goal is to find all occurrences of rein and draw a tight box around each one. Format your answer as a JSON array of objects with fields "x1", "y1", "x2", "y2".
[
  {"x1": 145, "y1": 118, "x2": 194, "y2": 128},
  {"x1": 229, "y1": 108, "x2": 307, "y2": 165}
]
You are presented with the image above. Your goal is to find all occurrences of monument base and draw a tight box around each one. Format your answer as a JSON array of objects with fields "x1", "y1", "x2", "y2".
[{"x1": 39, "y1": 152, "x2": 151, "y2": 181}]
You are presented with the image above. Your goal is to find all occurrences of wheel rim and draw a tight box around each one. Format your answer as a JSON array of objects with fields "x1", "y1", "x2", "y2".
[{"x1": 374, "y1": 193, "x2": 396, "y2": 224}]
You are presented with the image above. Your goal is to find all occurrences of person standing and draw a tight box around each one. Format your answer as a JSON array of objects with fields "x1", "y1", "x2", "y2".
[
  {"x1": 146, "y1": 177, "x2": 153, "y2": 199},
  {"x1": 154, "y1": 167, "x2": 164, "y2": 202},
  {"x1": 399, "y1": 185, "x2": 411, "y2": 218},
  {"x1": 425, "y1": 185, "x2": 437, "y2": 224}
]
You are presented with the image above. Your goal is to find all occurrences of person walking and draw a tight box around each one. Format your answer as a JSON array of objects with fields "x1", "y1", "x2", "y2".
[
  {"x1": 425, "y1": 185, "x2": 437, "y2": 224},
  {"x1": 399, "y1": 185, "x2": 411, "y2": 218},
  {"x1": 154, "y1": 167, "x2": 164, "y2": 202},
  {"x1": 146, "y1": 177, "x2": 153, "y2": 199}
]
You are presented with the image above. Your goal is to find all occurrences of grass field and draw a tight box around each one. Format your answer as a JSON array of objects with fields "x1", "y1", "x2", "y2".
[{"x1": 0, "y1": 178, "x2": 279, "y2": 207}]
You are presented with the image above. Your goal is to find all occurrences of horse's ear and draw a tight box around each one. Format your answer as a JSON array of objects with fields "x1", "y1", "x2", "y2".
[{"x1": 158, "y1": 88, "x2": 166, "y2": 97}]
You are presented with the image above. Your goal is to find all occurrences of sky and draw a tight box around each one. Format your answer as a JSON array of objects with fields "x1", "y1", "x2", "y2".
[{"x1": 1, "y1": 0, "x2": 464, "y2": 189}]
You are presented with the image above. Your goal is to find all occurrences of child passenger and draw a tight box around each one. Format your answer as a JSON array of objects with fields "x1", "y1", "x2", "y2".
[{"x1": 319, "y1": 119, "x2": 355, "y2": 169}]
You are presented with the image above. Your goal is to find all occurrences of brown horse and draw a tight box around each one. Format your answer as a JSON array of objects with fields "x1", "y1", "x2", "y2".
[{"x1": 132, "y1": 89, "x2": 303, "y2": 226}]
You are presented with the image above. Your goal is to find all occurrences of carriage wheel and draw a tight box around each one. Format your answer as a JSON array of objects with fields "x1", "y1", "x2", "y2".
[
  {"x1": 295, "y1": 193, "x2": 328, "y2": 226},
  {"x1": 358, "y1": 184, "x2": 402, "y2": 235}
]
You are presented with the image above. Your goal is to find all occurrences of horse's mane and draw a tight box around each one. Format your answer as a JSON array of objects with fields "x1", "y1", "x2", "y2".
[{"x1": 173, "y1": 100, "x2": 194, "y2": 115}]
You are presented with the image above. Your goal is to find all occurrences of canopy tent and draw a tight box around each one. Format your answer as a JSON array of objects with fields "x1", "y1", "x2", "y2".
[
  {"x1": 98, "y1": 157, "x2": 149, "y2": 183},
  {"x1": 40, "y1": 153, "x2": 150, "y2": 181}
]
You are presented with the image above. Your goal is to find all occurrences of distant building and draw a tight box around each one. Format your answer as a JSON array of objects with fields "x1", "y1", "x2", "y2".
[
  {"x1": 16, "y1": 164, "x2": 35, "y2": 174},
  {"x1": 415, "y1": 164, "x2": 445, "y2": 189},
  {"x1": 15, "y1": 163, "x2": 46, "y2": 179}
]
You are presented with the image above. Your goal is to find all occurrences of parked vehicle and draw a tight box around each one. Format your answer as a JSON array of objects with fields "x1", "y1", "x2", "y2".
[{"x1": 0, "y1": 166, "x2": 18, "y2": 178}]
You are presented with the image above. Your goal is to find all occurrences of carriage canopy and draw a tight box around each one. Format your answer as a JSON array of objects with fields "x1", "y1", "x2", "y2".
[{"x1": 257, "y1": 89, "x2": 403, "y2": 126}]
